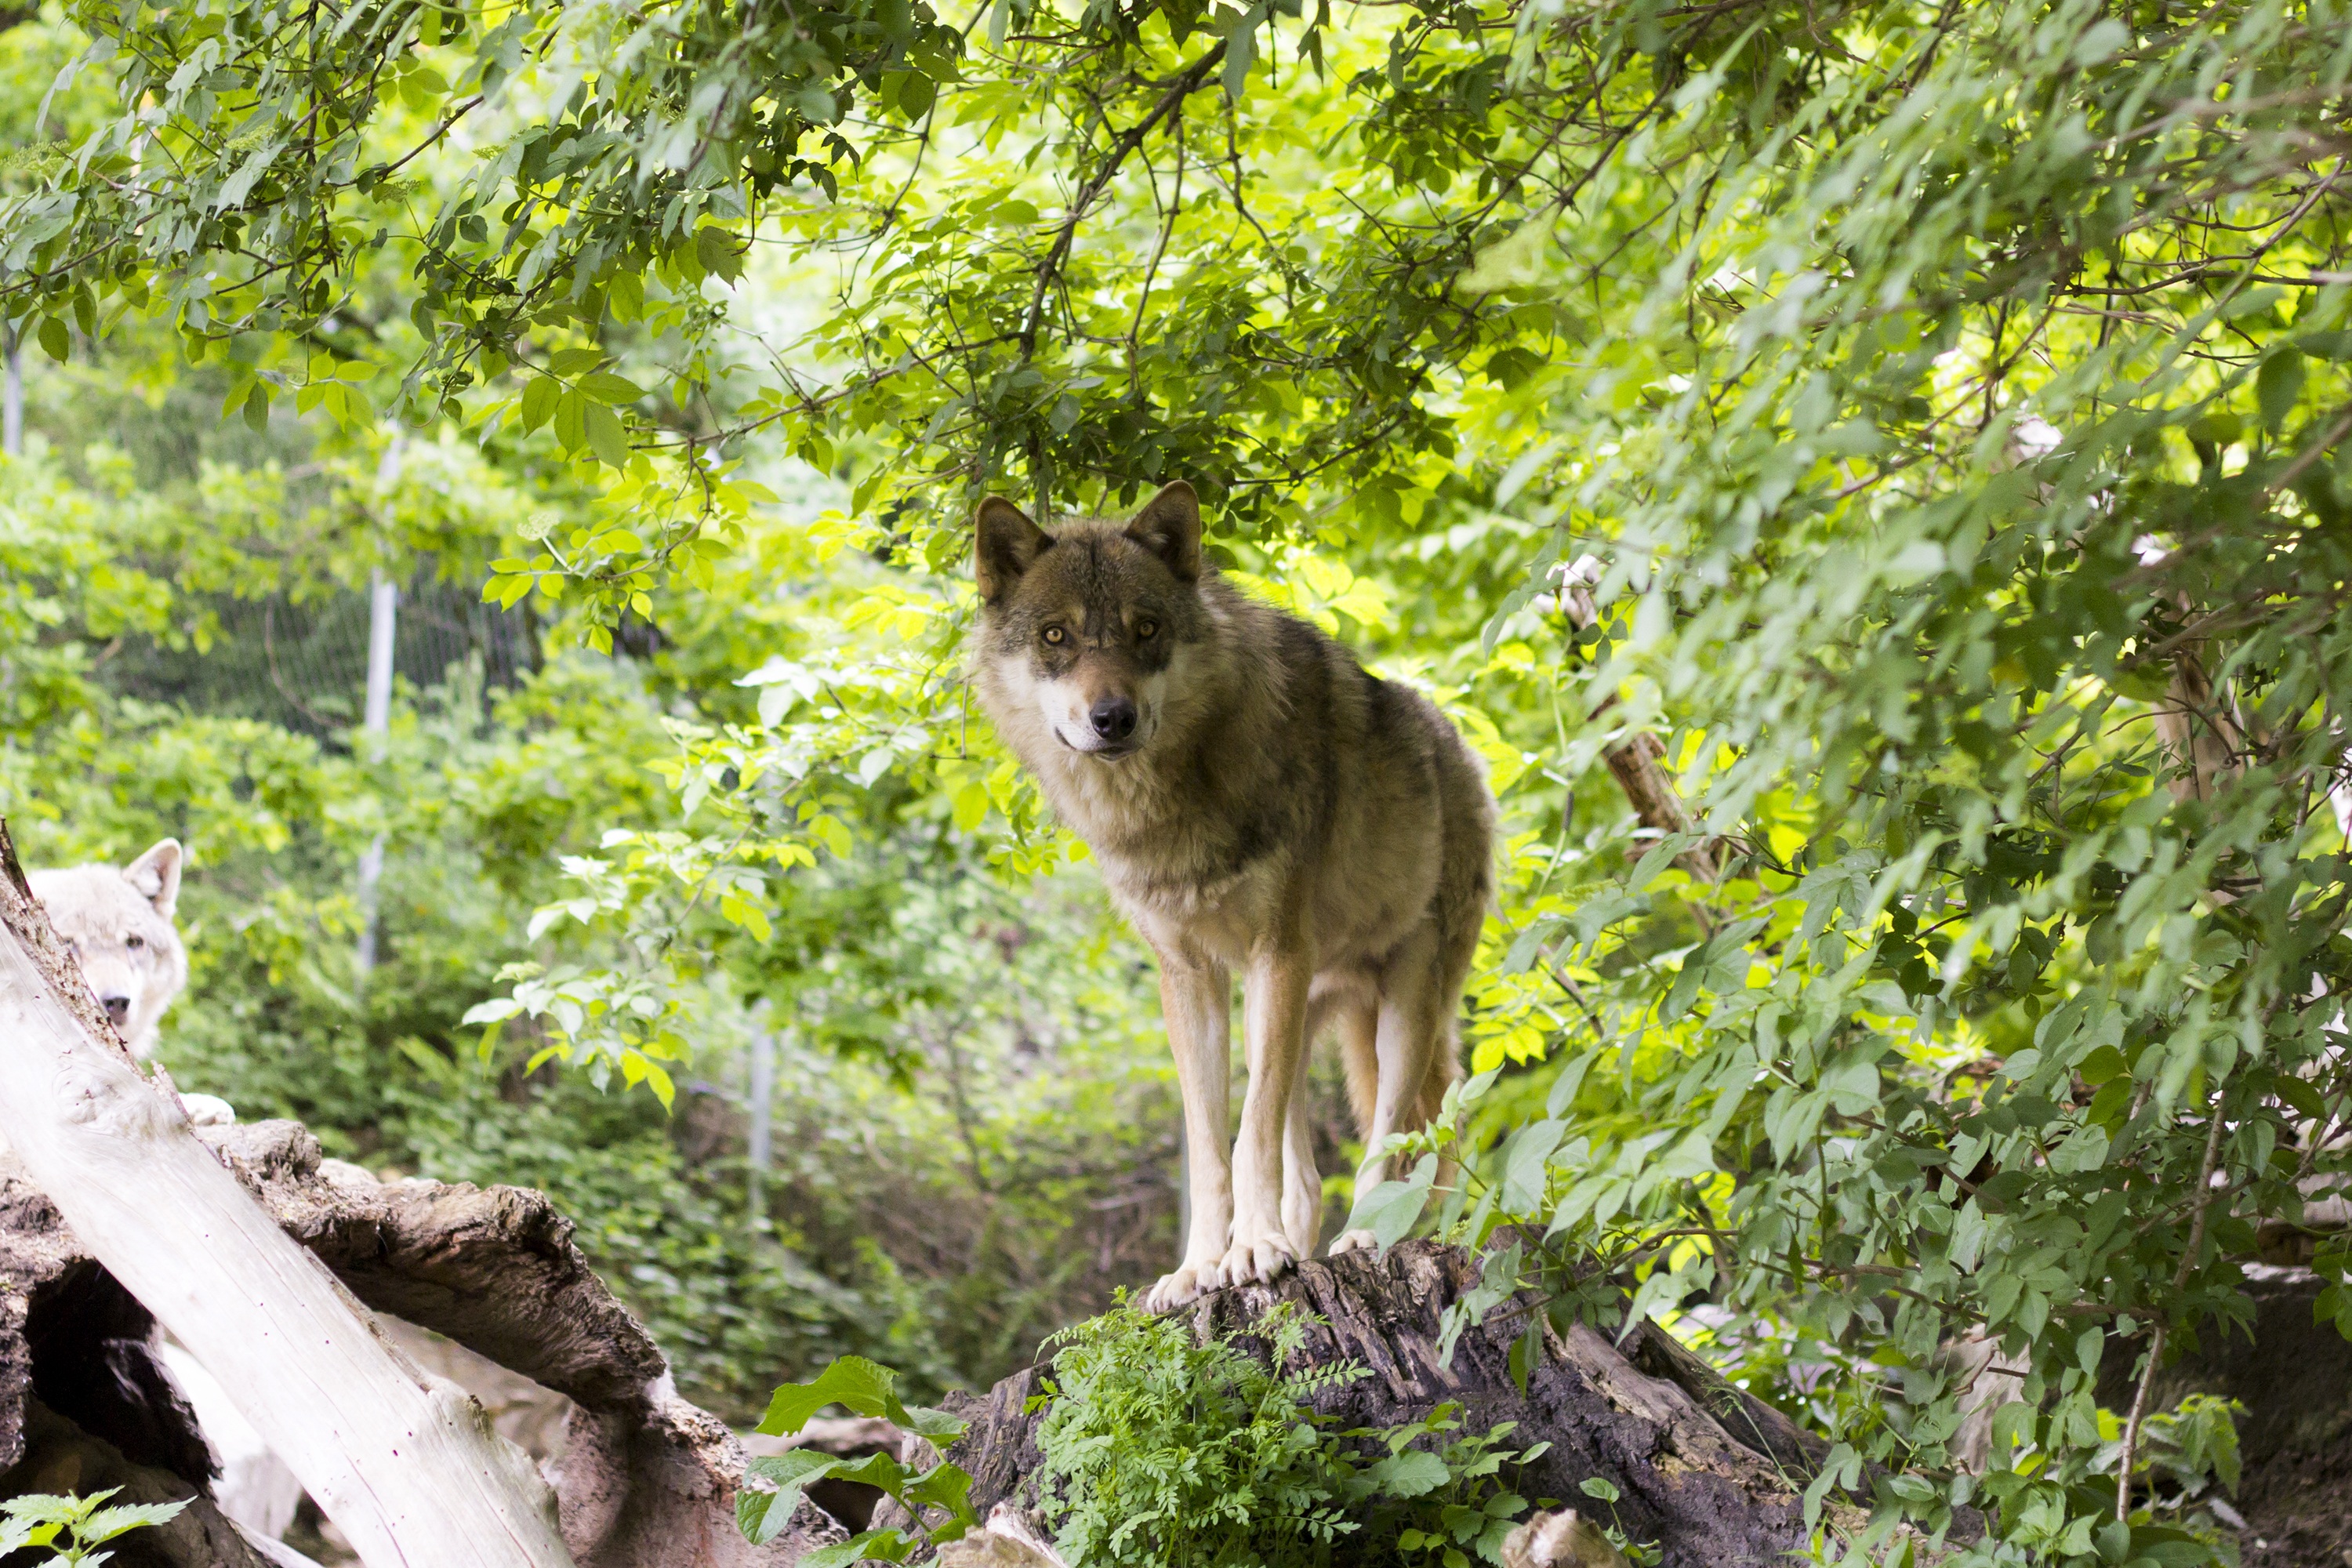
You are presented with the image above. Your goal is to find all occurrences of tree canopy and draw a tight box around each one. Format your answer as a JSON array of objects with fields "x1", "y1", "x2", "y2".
[{"x1": 8, "y1": 0, "x2": 2352, "y2": 1560}]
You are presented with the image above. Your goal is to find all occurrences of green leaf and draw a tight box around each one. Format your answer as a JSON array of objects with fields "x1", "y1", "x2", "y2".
[
  {"x1": 1343, "y1": 1153, "x2": 1438, "y2": 1250},
  {"x1": 1499, "y1": 1118, "x2": 1566, "y2": 1214},
  {"x1": 2187, "y1": 411, "x2": 2243, "y2": 448},
  {"x1": 696, "y1": 225, "x2": 746, "y2": 283},
  {"x1": 895, "y1": 71, "x2": 936, "y2": 120},
  {"x1": 757, "y1": 1356, "x2": 911, "y2": 1436},
  {"x1": 37, "y1": 316, "x2": 69, "y2": 363},
  {"x1": 2259, "y1": 349, "x2": 2305, "y2": 432},
  {"x1": 1367, "y1": 1447, "x2": 1452, "y2": 1498},
  {"x1": 801, "y1": 1528, "x2": 918, "y2": 1568},
  {"x1": 553, "y1": 388, "x2": 586, "y2": 453},
  {"x1": 737, "y1": 1453, "x2": 843, "y2": 1545},
  {"x1": 519, "y1": 375, "x2": 560, "y2": 433},
  {"x1": 77, "y1": 1500, "x2": 191, "y2": 1544},
  {"x1": 1820, "y1": 1055, "x2": 1881, "y2": 1116},
  {"x1": 579, "y1": 371, "x2": 648, "y2": 405},
  {"x1": 897, "y1": 1403, "x2": 968, "y2": 1440},
  {"x1": 901, "y1": 1460, "x2": 978, "y2": 1526},
  {"x1": 583, "y1": 401, "x2": 630, "y2": 468}
]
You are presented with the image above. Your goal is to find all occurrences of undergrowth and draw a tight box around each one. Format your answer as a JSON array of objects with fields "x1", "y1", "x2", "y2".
[{"x1": 1033, "y1": 1301, "x2": 1549, "y2": 1568}]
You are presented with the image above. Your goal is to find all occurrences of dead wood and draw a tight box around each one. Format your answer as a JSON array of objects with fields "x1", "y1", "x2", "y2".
[
  {"x1": 0, "y1": 815, "x2": 579, "y2": 1568},
  {"x1": 942, "y1": 1240, "x2": 1887, "y2": 1568},
  {"x1": 1556, "y1": 559, "x2": 1724, "y2": 883},
  {"x1": 0, "y1": 1118, "x2": 845, "y2": 1568}
]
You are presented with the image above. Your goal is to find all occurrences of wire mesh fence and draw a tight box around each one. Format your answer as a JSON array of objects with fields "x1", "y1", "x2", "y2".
[{"x1": 100, "y1": 569, "x2": 540, "y2": 745}]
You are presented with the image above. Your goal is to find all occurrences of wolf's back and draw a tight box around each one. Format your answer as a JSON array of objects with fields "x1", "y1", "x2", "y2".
[{"x1": 1213, "y1": 581, "x2": 1497, "y2": 953}]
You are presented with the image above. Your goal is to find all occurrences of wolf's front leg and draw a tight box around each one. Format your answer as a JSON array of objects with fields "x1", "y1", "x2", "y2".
[
  {"x1": 1224, "y1": 945, "x2": 1312, "y2": 1287},
  {"x1": 1145, "y1": 955, "x2": 1234, "y2": 1312},
  {"x1": 1280, "y1": 1068, "x2": 1322, "y2": 1258}
]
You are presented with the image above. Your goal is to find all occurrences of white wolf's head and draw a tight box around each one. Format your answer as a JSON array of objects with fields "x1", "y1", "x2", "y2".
[{"x1": 27, "y1": 840, "x2": 190, "y2": 1058}]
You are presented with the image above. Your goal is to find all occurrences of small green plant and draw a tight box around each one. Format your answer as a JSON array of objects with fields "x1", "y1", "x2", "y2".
[
  {"x1": 1572, "y1": 1477, "x2": 1661, "y2": 1568},
  {"x1": 0, "y1": 1490, "x2": 187, "y2": 1566},
  {"x1": 735, "y1": 1356, "x2": 979, "y2": 1565},
  {"x1": 1034, "y1": 1301, "x2": 1548, "y2": 1568}
]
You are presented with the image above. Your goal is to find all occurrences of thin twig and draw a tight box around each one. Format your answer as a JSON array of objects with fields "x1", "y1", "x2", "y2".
[{"x1": 2117, "y1": 1100, "x2": 2229, "y2": 1523}]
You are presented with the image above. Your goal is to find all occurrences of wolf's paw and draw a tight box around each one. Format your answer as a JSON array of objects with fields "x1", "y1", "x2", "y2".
[
  {"x1": 1327, "y1": 1228, "x2": 1378, "y2": 1257},
  {"x1": 1143, "y1": 1261, "x2": 1218, "y2": 1313},
  {"x1": 180, "y1": 1093, "x2": 237, "y2": 1127},
  {"x1": 1216, "y1": 1226, "x2": 1299, "y2": 1288}
]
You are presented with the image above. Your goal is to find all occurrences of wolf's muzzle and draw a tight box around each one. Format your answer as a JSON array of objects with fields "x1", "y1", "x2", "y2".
[{"x1": 1089, "y1": 696, "x2": 1138, "y2": 742}]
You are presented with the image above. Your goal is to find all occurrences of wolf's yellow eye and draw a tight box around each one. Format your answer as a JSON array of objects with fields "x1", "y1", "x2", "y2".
[
  {"x1": 1042, "y1": 626, "x2": 1066, "y2": 645},
  {"x1": 1137, "y1": 619, "x2": 1159, "y2": 640}
]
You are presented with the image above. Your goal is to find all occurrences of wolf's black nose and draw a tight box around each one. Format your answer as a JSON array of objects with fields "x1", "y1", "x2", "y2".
[
  {"x1": 1090, "y1": 697, "x2": 1138, "y2": 741},
  {"x1": 101, "y1": 995, "x2": 131, "y2": 1028}
]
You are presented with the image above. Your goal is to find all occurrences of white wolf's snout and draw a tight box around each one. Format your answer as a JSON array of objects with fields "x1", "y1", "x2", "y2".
[{"x1": 74, "y1": 951, "x2": 140, "y2": 1028}]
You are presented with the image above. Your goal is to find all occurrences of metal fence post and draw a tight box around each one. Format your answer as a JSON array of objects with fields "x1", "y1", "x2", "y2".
[{"x1": 354, "y1": 437, "x2": 405, "y2": 982}]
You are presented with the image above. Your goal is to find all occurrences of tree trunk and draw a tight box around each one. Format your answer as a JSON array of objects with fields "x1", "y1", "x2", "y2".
[
  {"x1": 0, "y1": 819, "x2": 573, "y2": 1568},
  {"x1": 942, "y1": 1241, "x2": 1906, "y2": 1568}
]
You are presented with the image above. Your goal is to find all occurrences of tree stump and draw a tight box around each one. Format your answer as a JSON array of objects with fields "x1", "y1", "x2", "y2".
[{"x1": 943, "y1": 1241, "x2": 1871, "y2": 1568}]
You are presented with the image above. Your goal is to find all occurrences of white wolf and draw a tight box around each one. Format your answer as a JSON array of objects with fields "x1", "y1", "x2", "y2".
[
  {"x1": 27, "y1": 841, "x2": 283, "y2": 1533},
  {"x1": 27, "y1": 839, "x2": 191, "y2": 1058},
  {"x1": 26, "y1": 839, "x2": 231, "y2": 1127}
]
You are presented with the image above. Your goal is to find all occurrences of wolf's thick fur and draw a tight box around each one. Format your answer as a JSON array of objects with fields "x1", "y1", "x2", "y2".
[
  {"x1": 971, "y1": 482, "x2": 1494, "y2": 1310},
  {"x1": 27, "y1": 840, "x2": 189, "y2": 1059}
]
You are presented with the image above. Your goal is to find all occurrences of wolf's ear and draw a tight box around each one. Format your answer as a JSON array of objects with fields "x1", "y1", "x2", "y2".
[
  {"x1": 123, "y1": 839, "x2": 183, "y2": 919},
  {"x1": 1125, "y1": 481, "x2": 1202, "y2": 583},
  {"x1": 975, "y1": 496, "x2": 1051, "y2": 604}
]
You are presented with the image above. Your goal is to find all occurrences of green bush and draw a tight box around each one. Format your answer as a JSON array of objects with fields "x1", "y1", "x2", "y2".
[{"x1": 1034, "y1": 1304, "x2": 1546, "y2": 1568}]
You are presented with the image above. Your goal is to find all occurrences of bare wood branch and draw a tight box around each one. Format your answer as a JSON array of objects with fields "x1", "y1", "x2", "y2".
[
  {"x1": 1018, "y1": 46, "x2": 1226, "y2": 355},
  {"x1": 1559, "y1": 556, "x2": 1723, "y2": 881}
]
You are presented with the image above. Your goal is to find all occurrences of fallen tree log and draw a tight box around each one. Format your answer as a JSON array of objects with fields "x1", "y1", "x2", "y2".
[
  {"x1": 0, "y1": 1116, "x2": 844, "y2": 1567},
  {"x1": 0, "y1": 820, "x2": 575, "y2": 1568},
  {"x1": 942, "y1": 1241, "x2": 1881, "y2": 1568}
]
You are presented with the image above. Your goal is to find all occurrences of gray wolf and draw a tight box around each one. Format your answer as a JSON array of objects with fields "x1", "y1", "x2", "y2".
[
  {"x1": 28, "y1": 839, "x2": 190, "y2": 1060},
  {"x1": 970, "y1": 481, "x2": 1495, "y2": 1310}
]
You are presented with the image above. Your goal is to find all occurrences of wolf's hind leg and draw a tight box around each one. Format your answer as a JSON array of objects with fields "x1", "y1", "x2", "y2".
[
  {"x1": 1279, "y1": 987, "x2": 1358, "y2": 1258},
  {"x1": 1337, "y1": 995, "x2": 1379, "y2": 1135},
  {"x1": 1316, "y1": 997, "x2": 1378, "y2": 1258},
  {"x1": 1145, "y1": 955, "x2": 1235, "y2": 1313},
  {"x1": 1330, "y1": 936, "x2": 1444, "y2": 1257},
  {"x1": 1420, "y1": 1024, "x2": 1465, "y2": 1195}
]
